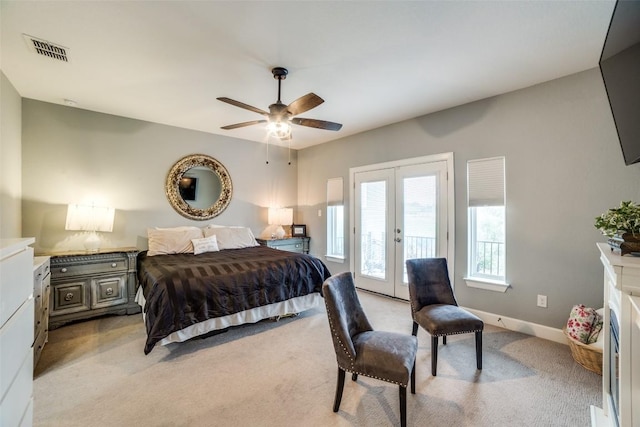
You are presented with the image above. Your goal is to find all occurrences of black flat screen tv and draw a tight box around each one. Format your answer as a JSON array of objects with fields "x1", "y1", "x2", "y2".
[
  {"x1": 599, "y1": 0, "x2": 640, "y2": 166},
  {"x1": 179, "y1": 177, "x2": 197, "y2": 201}
]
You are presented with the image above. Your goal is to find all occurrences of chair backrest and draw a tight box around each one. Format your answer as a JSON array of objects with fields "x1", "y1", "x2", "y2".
[
  {"x1": 406, "y1": 258, "x2": 458, "y2": 313},
  {"x1": 322, "y1": 272, "x2": 373, "y2": 368}
]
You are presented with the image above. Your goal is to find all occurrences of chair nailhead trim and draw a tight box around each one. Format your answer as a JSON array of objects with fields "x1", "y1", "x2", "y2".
[{"x1": 432, "y1": 329, "x2": 483, "y2": 336}]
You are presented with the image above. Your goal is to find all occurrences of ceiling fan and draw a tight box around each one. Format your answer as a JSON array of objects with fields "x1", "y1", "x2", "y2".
[{"x1": 217, "y1": 67, "x2": 342, "y2": 140}]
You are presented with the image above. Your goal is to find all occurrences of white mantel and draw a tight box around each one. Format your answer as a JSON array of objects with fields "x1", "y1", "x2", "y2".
[{"x1": 592, "y1": 243, "x2": 640, "y2": 427}]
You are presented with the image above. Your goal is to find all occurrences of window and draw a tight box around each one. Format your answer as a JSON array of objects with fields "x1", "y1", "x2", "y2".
[
  {"x1": 466, "y1": 157, "x2": 507, "y2": 290},
  {"x1": 327, "y1": 177, "x2": 345, "y2": 260}
]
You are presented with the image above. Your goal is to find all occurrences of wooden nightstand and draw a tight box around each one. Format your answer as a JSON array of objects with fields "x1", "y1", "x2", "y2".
[
  {"x1": 42, "y1": 247, "x2": 140, "y2": 329},
  {"x1": 257, "y1": 237, "x2": 310, "y2": 254}
]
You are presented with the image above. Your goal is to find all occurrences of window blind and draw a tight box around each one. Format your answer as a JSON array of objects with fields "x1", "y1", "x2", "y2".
[
  {"x1": 467, "y1": 157, "x2": 505, "y2": 207},
  {"x1": 327, "y1": 177, "x2": 344, "y2": 206}
]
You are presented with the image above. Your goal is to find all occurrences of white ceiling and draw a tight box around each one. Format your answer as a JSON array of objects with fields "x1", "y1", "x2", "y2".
[{"x1": 1, "y1": 1, "x2": 615, "y2": 149}]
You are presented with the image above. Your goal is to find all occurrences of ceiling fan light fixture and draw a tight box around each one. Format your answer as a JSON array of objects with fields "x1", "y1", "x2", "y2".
[
  {"x1": 218, "y1": 66, "x2": 342, "y2": 140},
  {"x1": 267, "y1": 120, "x2": 292, "y2": 139}
]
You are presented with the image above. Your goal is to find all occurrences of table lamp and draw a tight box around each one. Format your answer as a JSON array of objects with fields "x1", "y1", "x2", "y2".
[
  {"x1": 268, "y1": 207, "x2": 293, "y2": 239},
  {"x1": 65, "y1": 204, "x2": 115, "y2": 252}
]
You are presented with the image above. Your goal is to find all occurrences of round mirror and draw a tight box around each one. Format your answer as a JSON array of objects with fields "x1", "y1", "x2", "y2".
[{"x1": 166, "y1": 154, "x2": 232, "y2": 220}]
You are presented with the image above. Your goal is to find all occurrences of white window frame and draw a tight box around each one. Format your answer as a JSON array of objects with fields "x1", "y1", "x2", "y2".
[
  {"x1": 326, "y1": 177, "x2": 345, "y2": 263},
  {"x1": 465, "y1": 157, "x2": 510, "y2": 292}
]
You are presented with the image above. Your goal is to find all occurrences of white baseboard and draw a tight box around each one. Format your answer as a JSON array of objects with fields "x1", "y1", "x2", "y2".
[{"x1": 463, "y1": 307, "x2": 567, "y2": 345}]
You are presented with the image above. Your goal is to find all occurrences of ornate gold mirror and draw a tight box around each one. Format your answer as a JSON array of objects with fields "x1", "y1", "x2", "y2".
[{"x1": 165, "y1": 154, "x2": 232, "y2": 220}]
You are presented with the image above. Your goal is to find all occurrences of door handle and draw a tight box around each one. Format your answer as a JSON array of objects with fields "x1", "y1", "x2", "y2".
[{"x1": 394, "y1": 237, "x2": 402, "y2": 243}]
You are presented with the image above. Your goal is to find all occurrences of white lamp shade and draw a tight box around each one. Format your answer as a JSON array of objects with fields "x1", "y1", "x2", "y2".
[
  {"x1": 65, "y1": 204, "x2": 115, "y2": 232},
  {"x1": 268, "y1": 207, "x2": 293, "y2": 226}
]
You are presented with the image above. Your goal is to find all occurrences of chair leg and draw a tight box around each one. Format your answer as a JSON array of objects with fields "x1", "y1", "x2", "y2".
[
  {"x1": 411, "y1": 359, "x2": 416, "y2": 394},
  {"x1": 352, "y1": 373, "x2": 358, "y2": 381},
  {"x1": 411, "y1": 321, "x2": 418, "y2": 336},
  {"x1": 442, "y1": 335, "x2": 447, "y2": 345},
  {"x1": 431, "y1": 335, "x2": 438, "y2": 376},
  {"x1": 399, "y1": 385, "x2": 407, "y2": 427},
  {"x1": 333, "y1": 368, "x2": 346, "y2": 412},
  {"x1": 476, "y1": 331, "x2": 483, "y2": 370}
]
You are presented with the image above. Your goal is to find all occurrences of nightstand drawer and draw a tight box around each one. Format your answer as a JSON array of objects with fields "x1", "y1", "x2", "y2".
[
  {"x1": 51, "y1": 260, "x2": 127, "y2": 278},
  {"x1": 273, "y1": 242, "x2": 304, "y2": 252},
  {"x1": 256, "y1": 237, "x2": 310, "y2": 254},
  {"x1": 91, "y1": 275, "x2": 127, "y2": 309},
  {"x1": 51, "y1": 281, "x2": 90, "y2": 315}
]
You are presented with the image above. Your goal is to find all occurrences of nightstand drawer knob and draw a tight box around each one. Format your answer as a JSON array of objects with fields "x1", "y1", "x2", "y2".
[
  {"x1": 64, "y1": 292, "x2": 74, "y2": 301},
  {"x1": 106, "y1": 287, "x2": 114, "y2": 296},
  {"x1": 111, "y1": 263, "x2": 117, "y2": 268},
  {"x1": 61, "y1": 267, "x2": 68, "y2": 273}
]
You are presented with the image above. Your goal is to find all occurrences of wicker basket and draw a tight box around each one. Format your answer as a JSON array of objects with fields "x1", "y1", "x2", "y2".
[{"x1": 563, "y1": 328, "x2": 603, "y2": 375}]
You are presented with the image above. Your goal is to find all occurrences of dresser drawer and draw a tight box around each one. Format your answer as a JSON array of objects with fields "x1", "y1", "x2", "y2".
[
  {"x1": 51, "y1": 259, "x2": 127, "y2": 279},
  {"x1": 0, "y1": 351, "x2": 33, "y2": 427},
  {"x1": 0, "y1": 298, "x2": 34, "y2": 401},
  {"x1": 33, "y1": 326, "x2": 47, "y2": 367}
]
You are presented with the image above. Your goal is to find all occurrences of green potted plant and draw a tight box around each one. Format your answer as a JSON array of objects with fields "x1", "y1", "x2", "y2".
[{"x1": 595, "y1": 201, "x2": 640, "y2": 255}]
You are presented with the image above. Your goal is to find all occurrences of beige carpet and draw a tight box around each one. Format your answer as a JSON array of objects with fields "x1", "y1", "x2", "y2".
[{"x1": 33, "y1": 291, "x2": 601, "y2": 427}]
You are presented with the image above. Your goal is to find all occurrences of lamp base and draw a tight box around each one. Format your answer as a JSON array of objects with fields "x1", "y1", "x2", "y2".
[
  {"x1": 274, "y1": 226, "x2": 286, "y2": 239},
  {"x1": 84, "y1": 231, "x2": 102, "y2": 253}
]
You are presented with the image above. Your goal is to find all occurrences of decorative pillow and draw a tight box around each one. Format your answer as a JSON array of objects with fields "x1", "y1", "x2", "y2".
[
  {"x1": 191, "y1": 235, "x2": 220, "y2": 255},
  {"x1": 203, "y1": 226, "x2": 258, "y2": 250},
  {"x1": 566, "y1": 304, "x2": 600, "y2": 344},
  {"x1": 587, "y1": 309, "x2": 604, "y2": 344},
  {"x1": 147, "y1": 227, "x2": 204, "y2": 256}
]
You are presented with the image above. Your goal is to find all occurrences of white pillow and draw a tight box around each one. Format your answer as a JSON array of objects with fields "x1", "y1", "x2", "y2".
[
  {"x1": 155, "y1": 226, "x2": 202, "y2": 231},
  {"x1": 191, "y1": 235, "x2": 220, "y2": 255},
  {"x1": 147, "y1": 227, "x2": 204, "y2": 256},
  {"x1": 203, "y1": 226, "x2": 258, "y2": 250}
]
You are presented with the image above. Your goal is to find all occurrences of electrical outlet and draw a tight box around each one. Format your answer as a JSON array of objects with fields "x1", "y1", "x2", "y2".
[
  {"x1": 318, "y1": 209, "x2": 322, "y2": 217},
  {"x1": 537, "y1": 294, "x2": 548, "y2": 308}
]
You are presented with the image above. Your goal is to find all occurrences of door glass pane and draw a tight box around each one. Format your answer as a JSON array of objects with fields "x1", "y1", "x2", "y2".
[
  {"x1": 360, "y1": 180, "x2": 386, "y2": 279},
  {"x1": 403, "y1": 175, "x2": 437, "y2": 282}
]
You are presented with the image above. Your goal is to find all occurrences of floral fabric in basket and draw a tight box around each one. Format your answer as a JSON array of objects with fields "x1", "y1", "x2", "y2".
[{"x1": 566, "y1": 304, "x2": 602, "y2": 344}]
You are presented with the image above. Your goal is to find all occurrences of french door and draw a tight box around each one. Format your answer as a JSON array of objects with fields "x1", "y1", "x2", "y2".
[{"x1": 351, "y1": 155, "x2": 452, "y2": 300}]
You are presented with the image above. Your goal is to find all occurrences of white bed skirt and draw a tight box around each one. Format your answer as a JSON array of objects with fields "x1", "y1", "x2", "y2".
[{"x1": 135, "y1": 287, "x2": 322, "y2": 346}]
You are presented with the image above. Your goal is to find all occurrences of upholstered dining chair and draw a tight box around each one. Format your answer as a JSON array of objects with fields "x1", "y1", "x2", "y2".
[
  {"x1": 406, "y1": 258, "x2": 484, "y2": 377},
  {"x1": 323, "y1": 272, "x2": 418, "y2": 427}
]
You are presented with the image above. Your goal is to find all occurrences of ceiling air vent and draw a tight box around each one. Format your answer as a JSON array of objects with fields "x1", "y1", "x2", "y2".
[{"x1": 23, "y1": 34, "x2": 69, "y2": 62}]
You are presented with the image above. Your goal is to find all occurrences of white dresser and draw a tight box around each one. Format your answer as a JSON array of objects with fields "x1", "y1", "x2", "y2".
[
  {"x1": 0, "y1": 238, "x2": 36, "y2": 427},
  {"x1": 592, "y1": 243, "x2": 640, "y2": 427}
]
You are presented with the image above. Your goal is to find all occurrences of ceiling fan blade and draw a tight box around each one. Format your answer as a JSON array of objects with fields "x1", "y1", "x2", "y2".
[
  {"x1": 217, "y1": 97, "x2": 269, "y2": 116},
  {"x1": 291, "y1": 117, "x2": 343, "y2": 131},
  {"x1": 286, "y1": 93, "x2": 324, "y2": 116},
  {"x1": 221, "y1": 119, "x2": 267, "y2": 130}
]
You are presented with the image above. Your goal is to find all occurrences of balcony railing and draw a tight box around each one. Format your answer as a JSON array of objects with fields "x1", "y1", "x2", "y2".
[
  {"x1": 360, "y1": 233, "x2": 437, "y2": 277},
  {"x1": 474, "y1": 240, "x2": 505, "y2": 277},
  {"x1": 359, "y1": 233, "x2": 505, "y2": 279}
]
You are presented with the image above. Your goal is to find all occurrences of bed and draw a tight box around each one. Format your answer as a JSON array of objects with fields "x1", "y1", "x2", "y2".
[{"x1": 135, "y1": 229, "x2": 331, "y2": 354}]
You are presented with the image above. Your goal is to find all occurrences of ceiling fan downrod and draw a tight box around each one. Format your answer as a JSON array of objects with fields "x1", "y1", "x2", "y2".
[{"x1": 272, "y1": 67, "x2": 288, "y2": 104}]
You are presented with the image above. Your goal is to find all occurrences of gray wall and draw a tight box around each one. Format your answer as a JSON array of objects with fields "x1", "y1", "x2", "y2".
[
  {"x1": 297, "y1": 68, "x2": 640, "y2": 329},
  {"x1": 12, "y1": 68, "x2": 640, "y2": 329},
  {"x1": 1, "y1": 71, "x2": 23, "y2": 239},
  {"x1": 21, "y1": 100, "x2": 298, "y2": 253}
]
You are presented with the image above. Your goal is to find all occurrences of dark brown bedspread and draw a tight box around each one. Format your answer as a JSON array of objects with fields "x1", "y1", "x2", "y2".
[{"x1": 137, "y1": 245, "x2": 331, "y2": 354}]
